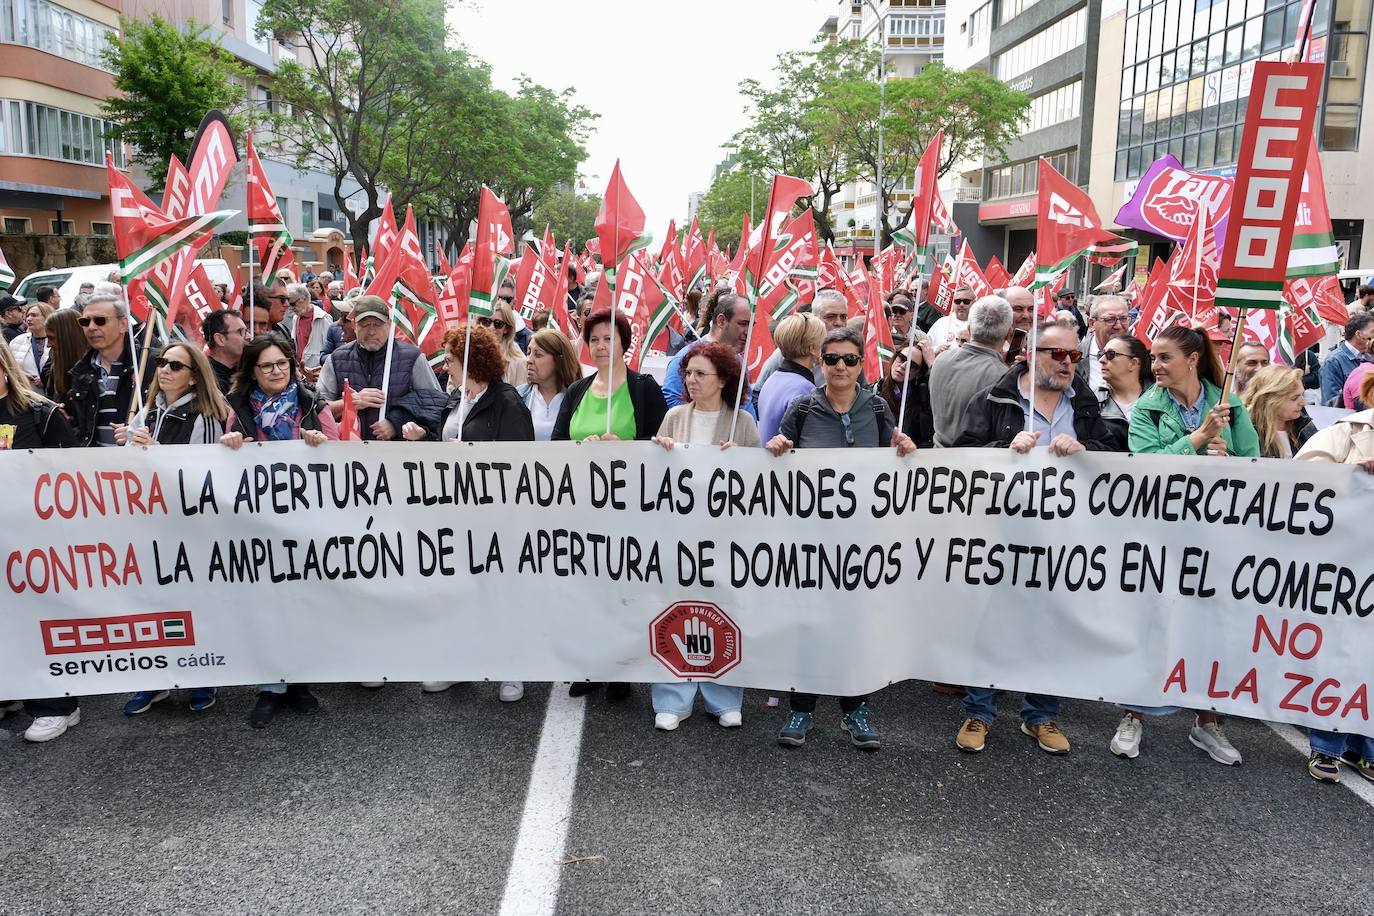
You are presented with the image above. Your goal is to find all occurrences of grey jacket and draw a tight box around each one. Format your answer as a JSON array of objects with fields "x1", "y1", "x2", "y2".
[
  {"x1": 777, "y1": 384, "x2": 893, "y2": 449},
  {"x1": 929, "y1": 341, "x2": 1007, "y2": 447}
]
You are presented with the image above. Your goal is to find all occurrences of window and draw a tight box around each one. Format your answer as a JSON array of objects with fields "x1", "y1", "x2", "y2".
[
  {"x1": 246, "y1": 0, "x2": 271, "y2": 53},
  {"x1": 49, "y1": 219, "x2": 73, "y2": 234},
  {"x1": 3, "y1": 218, "x2": 30, "y2": 234},
  {"x1": 985, "y1": 149, "x2": 1079, "y2": 199},
  {"x1": 90, "y1": 221, "x2": 112, "y2": 237},
  {"x1": 301, "y1": 200, "x2": 314, "y2": 234},
  {"x1": 319, "y1": 206, "x2": 335, "y2": 223},
  {"x1": 999, "y1": 0, "x2": 1044, "y2": 25},
  {"x1": 0, "y1": 0, "x2": 113, "y2": 69},
  {"x1": 0, "y1": 99, "x2": 123, "y2": 166},
  {"x1": 968, "y1": 1, "x2": 991, "y2": 45},
  {"x1": 993, "y1": 9, "x2": 1087, "y2": 80},
  {"x1": 1322, "y1": 0, "x2": 1370, "y2": 150},
  {"x1": 1024, "y1": 80, "x2": 1083, "y2": 132}
]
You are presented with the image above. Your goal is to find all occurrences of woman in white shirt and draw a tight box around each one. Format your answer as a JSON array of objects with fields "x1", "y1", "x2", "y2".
[
  {"x1": 519, "y1": 328, "x2": 581, "y2": 441},
  {"x1": 9, "y1": 302, "x2": 53, "y2": 383}
]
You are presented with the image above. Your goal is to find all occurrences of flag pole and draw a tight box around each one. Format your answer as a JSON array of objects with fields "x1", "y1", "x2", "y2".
[
  {"x1": 247, "y1": 243, "x2": 256, "y2": 338},
  {"x1": 455, "y1": 319, "x2": 473, "y2": 443},
  {"x1": 1027, "y1": 286, "x2": 1039, "y2": 439},
  {"x1": 605, "y1": 173, "x2": 621, "y2": 440},
  {"x1": 728, "y1": 180, "x2": 779, "y2": 445}
]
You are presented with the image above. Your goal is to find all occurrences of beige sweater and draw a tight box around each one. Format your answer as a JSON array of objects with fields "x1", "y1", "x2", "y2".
[
  {"x1": 1296, "y1": 409, "x2": 1374, "y2": 465},
  {"x1": 655, "y1": 403, "x2": 762, "y2": 448}
]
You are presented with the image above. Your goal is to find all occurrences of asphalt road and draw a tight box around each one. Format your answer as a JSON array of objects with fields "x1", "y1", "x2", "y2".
[{"x1": 3, "y1": 682, "x2": 1371, "y2": 915}]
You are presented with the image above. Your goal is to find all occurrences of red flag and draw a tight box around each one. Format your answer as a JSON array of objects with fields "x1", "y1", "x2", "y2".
[
  {"x1": 863, "y1": 273, "x2": 895, "y2": 383},
  {"x1": 1035, "y1": 159, "x2": 1124, "y2": 286},
  {"x1": 729, "y1": 213, "x2": 751, "y2": 273},
  {"x1": 1166, "y1": 203, "x2": 1220, "y2": 326},
  {"x1": 893, "y1": 130, "x2": 943, "y2": 256},
  {"x1": 1037, "y1": 272, "x2": 1066, "y2": 319},
  {"x1": 611, "y1": 249, "x2": 659, "y2": 372},
  {"x1": 106, "y1": 155, "x2": 229, "y2": 294},
  {"x1": 1281, "y1": 279, "x2": 1328, "y2": 357},
  {"x1": 684, "y1": 217, "x2": 707, "y2": 291},
  {"x1": 757, "y1": 209, "x2": 819, "y2": 322},
  {"x1": 437, "y1": 242, "x2": 452, "y2": 278},
  {"x1": 1009, "y1": 251, "x2": 1036, "y2": 287},
  {"x1": 953, "y1": 241, "x2": 992, "y2": 299},
  {"x1": 658, "y1": 219, "x2": 679, "y2": 265},
  {"x1": 340, "y1": 379, "x2": 361, "y2": 441},
  {"x1": 168, "y1": 260, "x2": 222, "y2": 344},
  {"x1": 470, "y1": 186, "x2": 514, "y2": 317},
  {"x1": 926, "y1": 259, "x2": 948, "y2": 316},
  {"x1": 245, "y1": 133, "x2": 294, "y2": 280},
  {"x1": 343, "y1": 255, "x2": 361, "y2": 293},
  {"x1": 985, "y1": 256, "x2": 1010, "y2": 289},
  {"x1": 595, "y1": 161, "x2": 649, "y2": 273},
  {"x1": 552, "y1": 241, "x2": 574, "y2": 336},
  {"x1": 372, "y1": 198, "x2": 400, "y2": 270},
  {"x1": 363, "y1": 236, "x2": 404, "y2": 301},
  {"x1": 395, "y1": 206, "x2": 444, "y2": 353},
  {"x1": 437, "y1": 242, "x2": 475, "y2": 330},
  {"x1": 514, "y1": 243, "x2": 559, "y2": 324},
  {"x1": 748, "y1": 174, "x2": 815, "y2": 285},
  {"x1": 818, "y1": 245, "x2": 842, "y2": 289}
]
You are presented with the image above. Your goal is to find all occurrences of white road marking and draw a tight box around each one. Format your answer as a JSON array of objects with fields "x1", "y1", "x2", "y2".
[
  {"x1": 1265, "y1": 721, "x2": 1374, "y2": 808},
  {"x1": 498, "y1": 685, "x2": 588, "y2": 916}
]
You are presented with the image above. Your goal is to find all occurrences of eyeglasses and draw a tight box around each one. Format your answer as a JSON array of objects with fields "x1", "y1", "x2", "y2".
[
  {"x1": 952, "y1": 298, "x2": 973, "y2": 306},
  {"x1": 155, "y1": 357, "x2": 191, "y2": 372},
  {"x1": 889, "y1": 305, "x2": 910, "y2": 316},
  {"x1": 1035, "y1": 347, "x2": 1083, "y2": 364},
  {"x1": 822, "y1": 352, "x2": 861, "y2": 367},
  {"x1": 893, "y1": 352, "x2": 909, "y2": 364},
  {"x1": 77, "y1": 315, "x2": 109, "y2": 327},
  {"x1": 1096, "y1": 314, "x2": 1129, "y2": 325},
  {"x1": 477, "y1": 317, "x2": 510, "y2": 332},
  {"x1": 268, "y1": 295, "x2": 289, "y2": 303},
  {"x1": 255, "y1": 359, "x2": 291, "y2": 374},
  {"x1": 682, "y1": 369, "x2": 717, "y2": 380}
]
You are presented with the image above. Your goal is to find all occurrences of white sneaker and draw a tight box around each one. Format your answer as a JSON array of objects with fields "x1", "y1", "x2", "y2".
[
  {"x1": 655, "y1": 711, "x2": 689, "y2": 731},
  {"x1": 717, "y1": 710, "x2": 743, "y2": 728},
  {"x1": 1189, "y1": 717, "x2": 1243, "y2": 766},
  {"x1": 499, "y1": 681, "x2": 524, "y2": 702},
  {"x1": 1110, "y1": 714, "x2": 1143, "y2": 759},
  {"x1": 24, "y1": 708, "x2": 80, "y2": 743},
  {"x1": 420, "y1": 681, "x2": 455, "y2": 693},
  {"x1": 360, "y1": 681, "x2": 385, "y2": 688}
]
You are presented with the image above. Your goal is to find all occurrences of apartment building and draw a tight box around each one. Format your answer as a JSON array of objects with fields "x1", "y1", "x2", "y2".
[{"x1": 0, "y1": 0, "x2": 124, "y2": 236}]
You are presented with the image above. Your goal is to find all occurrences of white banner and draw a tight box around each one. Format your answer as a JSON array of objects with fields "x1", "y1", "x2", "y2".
[{"x1": 2, "y1": 443, "x2": 1372, "y2": 734}]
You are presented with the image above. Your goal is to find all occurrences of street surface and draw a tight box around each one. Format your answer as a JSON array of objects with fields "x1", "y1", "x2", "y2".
[{"x1": 3, "y1": 681, "x2": 1371, "y2": 915}]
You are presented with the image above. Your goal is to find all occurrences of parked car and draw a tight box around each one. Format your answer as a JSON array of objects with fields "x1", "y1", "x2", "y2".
[{"x1": 12, "y1": 259, "x2": 233, "y2": 308}]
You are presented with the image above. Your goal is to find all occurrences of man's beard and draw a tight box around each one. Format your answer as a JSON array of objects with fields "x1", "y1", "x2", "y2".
[{"x1": 1038, "y1": 371, "x2": 1071, "y2": 392}]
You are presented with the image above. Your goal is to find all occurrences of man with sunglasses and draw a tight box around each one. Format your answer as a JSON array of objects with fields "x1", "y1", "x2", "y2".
[
  {"x1": 928, "y1": 286, "x2": 975, "y2": 353},
  {"x1": 67, "y1": 293, "x2": 145, "y2": 447},
  {"x1": 951, "y1": 319, "x2": 1114, "y2": 755},
  {"x1": 765, "y1": 326, "x2": 916, "y2": 751},
  {"x1": 886, "y1": 293, "x2": 916, "y2": 346},
  {"x1": 1077, "y1": 295, "x2": 1130, "y2": 391}
]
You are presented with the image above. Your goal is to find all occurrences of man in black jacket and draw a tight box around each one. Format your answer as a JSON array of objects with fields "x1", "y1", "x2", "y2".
[
  {"x1": 67, "y1": 293, "x2": 145, "y2": 447},
  {"x1": 954, "y1": 319, "x2": 1115, "y2": 454},
  {"x1": 950, "y1": 319, "x2": 1113, "y2": 758}
]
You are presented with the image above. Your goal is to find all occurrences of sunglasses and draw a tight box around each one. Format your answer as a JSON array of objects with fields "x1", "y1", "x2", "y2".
[
  {"x1": 477, "y1": 317, "x2": 510, "y2": 332},
  {"x1": 255, "y1": 359, "x2": 292, "y2": 374},
  {"x1": 268, "y1": 295, "x2": 289, "y2": 303},
  {"x1": 155, "y1": 357, "x2": 191, "y2": 372},
  {"x1": 822, "y1": 352, "x2": 861, "y2": 367},
  {"x1": 1035, "y1": 347, "x2": 1083, "y2": 364},
  {"x1": 840, "y1": 412, "x2": 855, "y2": 446},
  {"x1": 77, "y1": 315, "x2": 110, "y2": 327},
  {"x1": 953, "y1": 298, "x2": 973, "y2": 306},
  {"x1": 889, "y1": 305, "x2": 910, "y2": 315},
  {"x1": 1099, "y1": 349, "x2": 1126, "y2": 361}
]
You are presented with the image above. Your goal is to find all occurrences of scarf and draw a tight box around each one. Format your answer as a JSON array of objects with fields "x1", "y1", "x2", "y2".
[{"x1": 250, "y1": 382, "x2": 301, "y2": 441}]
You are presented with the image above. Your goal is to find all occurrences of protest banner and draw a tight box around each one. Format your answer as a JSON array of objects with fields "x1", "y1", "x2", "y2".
[{"x1": 2, "y1": 444, "x2": 1372, "y2": 733}]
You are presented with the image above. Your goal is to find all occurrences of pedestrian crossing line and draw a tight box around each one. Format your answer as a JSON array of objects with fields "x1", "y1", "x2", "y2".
[{"x1": 1265, "y1": 721, "x2": 1374, "y2": 808}]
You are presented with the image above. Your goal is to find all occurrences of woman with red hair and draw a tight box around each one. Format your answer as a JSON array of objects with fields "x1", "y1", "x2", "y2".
[
  {"x1": 648, "y1": 342, "x2": 760, "y2": 730},
  {"x1": 552, "y1": 308, "x2": 667, "y2": 443}
]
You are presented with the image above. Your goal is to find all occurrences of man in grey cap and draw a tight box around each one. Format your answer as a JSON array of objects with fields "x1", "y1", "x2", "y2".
[{"x1": 316, "y1": 294, "x2": 444, "y2": 440}]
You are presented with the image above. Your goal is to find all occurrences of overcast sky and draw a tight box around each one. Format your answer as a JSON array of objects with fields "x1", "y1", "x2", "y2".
[{"x1": 447, "y1": 0, "x2": 837, "y2": 238}]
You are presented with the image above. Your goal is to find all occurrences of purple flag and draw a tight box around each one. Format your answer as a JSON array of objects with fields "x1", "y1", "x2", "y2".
[{"x1": 1115, "y1": 154, "x2": 1233, "y2": 247}]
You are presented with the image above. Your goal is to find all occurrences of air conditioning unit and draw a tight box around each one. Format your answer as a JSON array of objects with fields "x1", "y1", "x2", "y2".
[{"x1": 1330, "y1": 61, "x2": 1349, "y2": 77}]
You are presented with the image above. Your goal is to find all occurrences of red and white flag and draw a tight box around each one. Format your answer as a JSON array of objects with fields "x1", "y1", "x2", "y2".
[
  {"x1": 1165, "y1": 203, "x2": 1220, "y2": 326},
  {"x1": 340, "y1": 379, "x2": 362, "y2": 440},
  {"x1": 595, "y1": 161, "x2": 650, "y2": 281},
  {"x1": 863, "y1": 272, "x2": 895, "y2": 382},
  {"x1": 1034, "y1": 159, "x2": 1135, "y2": 287},
  {"x1": 1009, "y1": 251, "x2": 1036, "y2": 288},
  {"x1": 470, "y1": 186, "x2": 514, "y2": 318},
  {"x1": 985, "y1": 255, "x2": 1011, "y2": 290},
  {"x1": 892, "y1": 130, "x2": 943, "y2": 259},
  {"x1": 245, "y1": 133, "x2": 294, "y2": 280},
  {"x1": 106, "y1": 154, "x2": 231, "y2": 290},
  {"x1": 1094, "y1": 262, "x2": 1129, "y2": 292},
  {"x1": 952, "y1": 241, "x2": 992, "y2": 299}
]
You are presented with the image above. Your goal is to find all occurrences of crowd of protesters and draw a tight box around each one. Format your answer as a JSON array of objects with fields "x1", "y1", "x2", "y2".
[{"x1": 1, "y1": 265, "x2": 1371, "y2": 793}]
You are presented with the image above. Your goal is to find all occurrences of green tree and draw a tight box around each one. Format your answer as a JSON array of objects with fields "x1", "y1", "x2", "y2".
[
  {"x1": 731, "y1": 46, "x2": 853, "y2": 243},
  {"x1": 532, "y1": 189, "x2": 602, "y2": 251},
  {"x1": 696, "y1": 166, "x2": 768, "y2": 252},
  {"x1": 255, "y1": 0, "x2": 450, "y2": 247},
  {"x1": 809, "y1": 45, "x2": 1029, "y2": 247},
  {"x1": 101, "y1": 16, "x2": 253, "y2": 187}
]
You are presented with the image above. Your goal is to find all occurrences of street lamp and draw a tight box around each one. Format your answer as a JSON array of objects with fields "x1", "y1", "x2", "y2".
[{"x1": 863, "y1": 0, "x2": 886, "y2": 272}]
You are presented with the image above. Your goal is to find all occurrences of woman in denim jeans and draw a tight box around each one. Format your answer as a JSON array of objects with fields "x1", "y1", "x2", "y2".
[
  {"x1": 1117, "y1": 325, "x2": 1259, "y2": 765},
  {"x1": 1295, "y1": 370, "x2": 1374, "y2": 784}
]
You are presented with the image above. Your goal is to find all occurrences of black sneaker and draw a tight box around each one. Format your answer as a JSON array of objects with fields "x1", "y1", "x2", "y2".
[
  {"x1": 284, "y1": 684, "x2": 319, "y2": 715},
  {"x1": 250, "y1": 692, "x2": 281, "y2": 729},
  {"x1": 777, "y1": 711, "x2": 813, "y2": 747},
  {"x1": 605, "y1": 683, "x2": 632, "y2": 704},
  {"x1": 568, "y1": 682, "x2": 600, "y2": 698},
  {"x1": 841, "y1": 703, "x2": 882, "y2": 751}
]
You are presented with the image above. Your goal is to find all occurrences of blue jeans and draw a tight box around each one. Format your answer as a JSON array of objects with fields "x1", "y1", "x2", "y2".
[
  {"x1": 1121, "y1": 704, "x2": 1183, "y2": 715},
  {"x1": 963, "y1": 687, "x2": 1059, "y2": 726},
  {"x1": 651, "y1": 682, "x2": 743, "y2": 717},
  {"x1": 258, "y1": 683, "x2": 288, "y2": 695},
  {"x1": 1308, "y1": 728, "x2": 1374, "y2": 760}
]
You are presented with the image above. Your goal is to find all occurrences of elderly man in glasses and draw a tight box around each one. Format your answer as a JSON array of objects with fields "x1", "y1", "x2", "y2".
[
  {"x1": 66, "y1": 292, "x2": 144, "y2": 447},
  {"x1": 950, "y1": 318, "x2": 1115, "y2": 757},
  {"x1": 1076, "y1": 295, "x2": 1131, "y2": 391}
]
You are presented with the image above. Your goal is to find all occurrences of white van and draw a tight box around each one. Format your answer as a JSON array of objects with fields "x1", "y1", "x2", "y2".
[{"x1": 12, "y1": 259, "x2": 234, "y2": 308}]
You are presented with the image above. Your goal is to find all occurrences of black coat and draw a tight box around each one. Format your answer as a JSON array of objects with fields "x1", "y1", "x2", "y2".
[
  {"x1": 431, "y1": 381, "x2": 535, "y2": 442},
  {"x1": 67, "y1": 340, "x2": 147, "y2": 447},
  {"x1": 879, "y1": 374, "x2": 935, "y2": 448},
  {"x1": 953, "y1": 364, "x2": 1117, "y2": 451},
  {"x1": 551, "y1": 370, "x2": 668, "y2": 441}
]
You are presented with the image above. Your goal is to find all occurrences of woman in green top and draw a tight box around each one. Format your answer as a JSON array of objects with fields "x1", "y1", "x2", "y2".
[
  {"x1": 1112, "y1": 324, "x2": 1258, "y2": 766},
  {"x1": 550, "y1": 306, "x2": 667, "y2": 704},
  {"x1": 552, "y1": 307, "x2": 667, "y2": 444}
]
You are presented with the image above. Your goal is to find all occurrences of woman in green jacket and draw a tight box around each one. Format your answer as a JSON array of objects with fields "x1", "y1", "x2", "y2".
[{"x1": 1114, "y1": 325, "x2": 1259, "y2": 766}]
